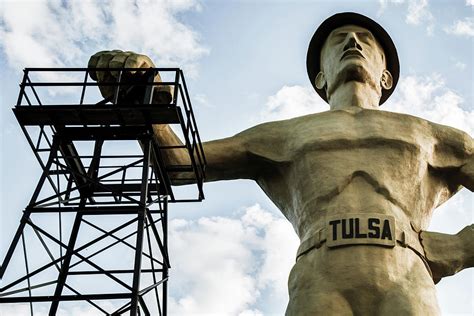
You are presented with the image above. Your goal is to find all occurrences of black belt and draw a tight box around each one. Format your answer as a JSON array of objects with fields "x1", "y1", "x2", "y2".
[{"x1": 296, "y1": 214, "x2": 433, "y2": 279}]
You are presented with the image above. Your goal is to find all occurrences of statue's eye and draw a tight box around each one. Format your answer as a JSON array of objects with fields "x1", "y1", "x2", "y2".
[
  {"x1": 333, "y1": 33, "x2": 346, "y2": 44},
  {"x1": 357, "y1": 32, "x2": 373, "y2": 44}
]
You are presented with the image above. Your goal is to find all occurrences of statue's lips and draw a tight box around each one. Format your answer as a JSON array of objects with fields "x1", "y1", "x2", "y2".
[{"x1": 340, "y1": 50, "x2": 365, "y2": 61}]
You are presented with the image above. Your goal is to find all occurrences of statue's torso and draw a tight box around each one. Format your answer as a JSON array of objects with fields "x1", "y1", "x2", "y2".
[
  {"x1": 248, "y1": 108, "x2": 468, "y2": 313},
  {"x1": 237, "y1": 107, "x2": 469, "y2": 314},
  {"x1": 253, "y1": 108, "x2": 461, "y2": 240}
]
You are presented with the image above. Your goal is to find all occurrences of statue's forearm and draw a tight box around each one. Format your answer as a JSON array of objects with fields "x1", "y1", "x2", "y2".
[
  {"x1": 152, "y1": 124, "x2": 190, "y2": 166},
  {"x1": 150, "y1": 124, "x2": 197, "y2": 185},
  {"x1": 420, "y1": 224, "x2": 474, "y2": 282}
]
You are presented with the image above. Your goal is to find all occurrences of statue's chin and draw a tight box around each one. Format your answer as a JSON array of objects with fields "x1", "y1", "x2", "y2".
[
  {"x1": 327, "y1": 64, "x2": 378, "y2": 97},
  {"x1": 340, "y1": 64, "x2": 372, "y2": 84}
]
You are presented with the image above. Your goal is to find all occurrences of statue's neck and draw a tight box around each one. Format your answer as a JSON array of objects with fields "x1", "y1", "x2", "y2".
[{"x1": 328, "y1": 82, "x2": 381, "y2": 111}]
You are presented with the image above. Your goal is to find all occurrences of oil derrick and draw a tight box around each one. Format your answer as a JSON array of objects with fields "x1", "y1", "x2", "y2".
[{"x1": 0, "y1": 68, "x2": 206, "y2": 315}]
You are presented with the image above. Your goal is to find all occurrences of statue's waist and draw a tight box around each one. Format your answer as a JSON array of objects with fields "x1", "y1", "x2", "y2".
[{"x1": 296, "y1": 213, "x2": 432, "y2": 278}]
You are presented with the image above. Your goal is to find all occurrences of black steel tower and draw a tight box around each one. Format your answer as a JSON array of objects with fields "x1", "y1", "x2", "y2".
[{"x1": 0, "y1": 68, "x2": 205, "y2": 315}]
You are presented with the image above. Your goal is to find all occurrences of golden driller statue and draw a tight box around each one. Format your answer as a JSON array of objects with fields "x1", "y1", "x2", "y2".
[{"x1": 89, "y1": 12, "x2": 473, "y2": 316}]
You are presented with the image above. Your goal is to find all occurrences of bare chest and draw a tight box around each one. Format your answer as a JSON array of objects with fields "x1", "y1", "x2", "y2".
[
  {"x1": 285, "y1": 110, "x2": 433, "y2": 160},
  {"x1": 257, "y1": 110, "x2": 438, "y2": 212}
]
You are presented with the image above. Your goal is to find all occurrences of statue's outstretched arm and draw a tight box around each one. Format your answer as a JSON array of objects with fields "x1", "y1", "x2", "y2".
[
  {"x1": 420, "y1": 225, "x2": 474, "y2": 283},
  {"x1": 423, "y1": 131, "x2": 473, "y2": 283},
  {"x1": 153, "y1": 124, "x2": 260, "y2": 183},
  {"x1": 88, "y1": 50, "x2": 261, "y2": 184}
]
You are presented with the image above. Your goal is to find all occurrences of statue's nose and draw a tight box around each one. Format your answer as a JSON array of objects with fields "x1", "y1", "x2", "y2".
[{"x1": 343, "y1": 34, "x2": 362, "y2": 51}]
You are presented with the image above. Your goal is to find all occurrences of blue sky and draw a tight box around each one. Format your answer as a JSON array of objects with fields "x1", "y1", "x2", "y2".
[{"x1": 0, "y1": 0, "x2": 473, "y2": 315}]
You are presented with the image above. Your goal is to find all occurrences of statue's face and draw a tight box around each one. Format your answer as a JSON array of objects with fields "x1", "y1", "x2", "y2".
[{"x1": 318, "y1": 24, "x2": 389, "y2": 99}]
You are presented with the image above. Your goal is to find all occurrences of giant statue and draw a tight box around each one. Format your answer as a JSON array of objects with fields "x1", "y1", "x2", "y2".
[{"x1": 88, "y1": 12, "x2": 473, "y2": 315}]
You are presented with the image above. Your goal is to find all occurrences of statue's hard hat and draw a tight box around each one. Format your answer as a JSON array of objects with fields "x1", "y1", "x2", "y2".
[{"x1": 307, "y1": 12, "x2": 400, "y2": 105}]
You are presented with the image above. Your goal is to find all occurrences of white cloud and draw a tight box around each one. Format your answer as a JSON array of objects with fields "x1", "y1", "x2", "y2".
[
  {"x1": 444, "y1": 17, "x2": 474, "y2": 37},
  {"x1": 168, "y1": 204, "x2": 299, "y2": 315},
  {"x1": 378, "y1": 0, "x2": 405, "y2": 15},
  {"x1": 193, "y1": 93, "x2": 213, "y2": 108},
  {"x1": 466, "y1": 0, "x2": 474, "y2": 6},
  {"x1": 259, "y1": 85, "x2": 329, "y2": 123},
  {"x1": 454, "y1": 61, "x2": 467, "y2": 70},
  {"x1": 405, "y1": 0, "x2": 433, "y2": 25},
  {"x1": 378, "y1": 0, "x2": 434, "y2": 34},
  {"x1": 384, "y1": 73, "x2": 474, "y2": 135},
  {"x1": 0, "y1": 0, "x2": 208, "y2": 78}
]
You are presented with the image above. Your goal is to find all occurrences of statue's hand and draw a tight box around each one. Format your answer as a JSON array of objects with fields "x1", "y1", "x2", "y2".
[
  {"x1": 420, "y1": 224, "x2": 474, "y2": 283},
  {"x1": 87, "y1": 50, "x2": 172, "y2": 104}
]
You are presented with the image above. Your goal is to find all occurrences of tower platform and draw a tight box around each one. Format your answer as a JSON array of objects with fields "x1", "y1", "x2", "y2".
[{"x1": 0, "y1": 68, "x2": 206, "y2": 315}]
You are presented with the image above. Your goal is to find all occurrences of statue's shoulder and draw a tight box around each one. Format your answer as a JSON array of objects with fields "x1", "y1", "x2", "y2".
[
  {"x1": 376, "y1": 109, "x2": 473, "y2": 153},
  {"x1": 234, "y1": 113, "x2": 330, "y2": 163}
]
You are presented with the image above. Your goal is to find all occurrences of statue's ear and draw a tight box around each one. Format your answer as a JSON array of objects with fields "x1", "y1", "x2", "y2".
[
  {"x1": 315, "y1": 71, "x2": 326, "y2": 90},
  {"x1": 380, "y1": 69, "x2": 393, "y2": 90}
]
